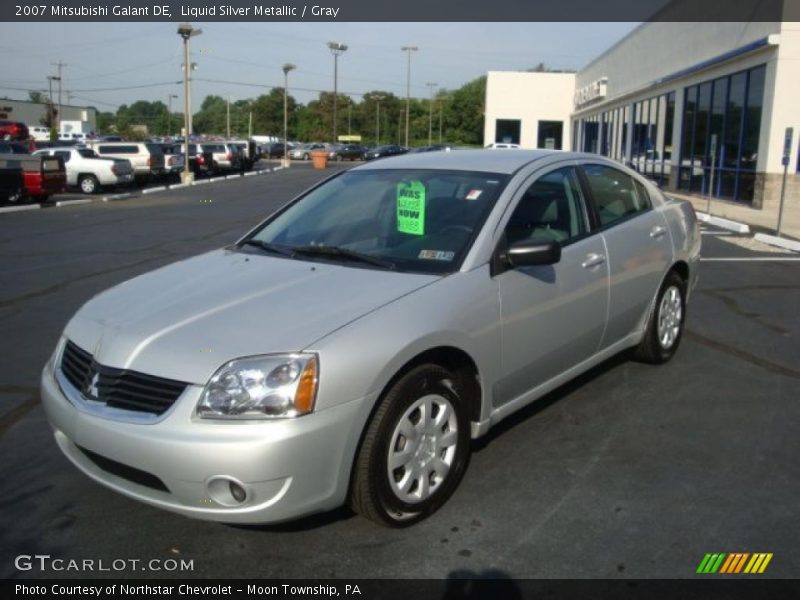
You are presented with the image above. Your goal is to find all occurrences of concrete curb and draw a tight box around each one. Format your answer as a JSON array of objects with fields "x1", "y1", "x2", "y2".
[
  {"x1": 695, "y1": 211, "x2": 750, "y2": 234},
  {"x1": 141, "y1": 186, "x2": 167, "y2": 195},
  {"x1": 104, "y1": 192, "x2": 137, "y2": 202},
  {"x1": 54, "y1": 198, "x2": 94, "y2": 207},
  {"x1": 0, "y1": 203, "x2": 41, "y2": 214},
  {"x1": 753, "y1": 232, "x2": 800, "y2": 253}
]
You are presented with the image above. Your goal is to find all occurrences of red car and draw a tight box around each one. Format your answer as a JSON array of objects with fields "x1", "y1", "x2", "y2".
[{"x1": 0, "y1": 120, "x2": 30, "y2": 141}]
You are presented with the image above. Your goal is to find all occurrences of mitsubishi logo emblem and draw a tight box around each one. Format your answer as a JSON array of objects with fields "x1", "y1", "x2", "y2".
[{"x1": 85, "y1": 372, "x2": 100, "y2": 400}]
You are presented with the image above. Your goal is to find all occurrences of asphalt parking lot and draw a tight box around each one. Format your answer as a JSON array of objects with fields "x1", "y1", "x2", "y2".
[{"x1": 0, "y1": 164, "x2": 798, "y2": 579}]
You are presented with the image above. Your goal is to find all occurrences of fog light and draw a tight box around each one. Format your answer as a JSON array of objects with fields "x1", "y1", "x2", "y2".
[{"x1": 229, "y1": 481, "x2": 247, "y2": 503}]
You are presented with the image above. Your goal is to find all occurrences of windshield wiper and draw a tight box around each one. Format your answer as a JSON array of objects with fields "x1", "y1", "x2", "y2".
[
  {"x1": 291, "y1": 245, "x2": 395, "y2": 270},
  {"x1": 241, "y1": 239, "x2": 296, "y2": 257}
]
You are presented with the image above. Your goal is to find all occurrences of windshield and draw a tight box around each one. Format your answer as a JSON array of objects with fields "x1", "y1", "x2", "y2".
[{"x1": 246, "y1": 169, "x2": 508, "y2": 274}]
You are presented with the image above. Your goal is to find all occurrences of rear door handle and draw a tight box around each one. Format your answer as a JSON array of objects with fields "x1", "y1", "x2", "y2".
[
  {"x1": 581, "y1": 253, "x2": 606, "y2": 269},
  {"x1": 650, "y1": 225, "x2": 667, "y2": 239}
]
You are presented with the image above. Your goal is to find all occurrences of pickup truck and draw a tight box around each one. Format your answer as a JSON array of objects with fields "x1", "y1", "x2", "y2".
[{"x1": 34, "y1": 146, "x2": 134, "y2": 194}]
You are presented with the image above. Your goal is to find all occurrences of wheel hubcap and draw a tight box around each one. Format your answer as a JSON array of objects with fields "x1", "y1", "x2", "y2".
[
  {"x1": 387, "y1": 393, "x2": 458, "y2": 504},
  {"x1": 657, "y1": 285, "x2": 683, "y2": 349}
]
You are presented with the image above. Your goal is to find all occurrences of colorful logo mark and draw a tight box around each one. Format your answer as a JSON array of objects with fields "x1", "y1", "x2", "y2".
[{"x1": 697, "y1": 553, "x2": 773, "y2": 574}]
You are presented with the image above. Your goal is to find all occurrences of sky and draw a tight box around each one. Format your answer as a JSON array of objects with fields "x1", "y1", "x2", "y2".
[{"x1": 0, "y1": 22, "x2": 638, "y2": 112}]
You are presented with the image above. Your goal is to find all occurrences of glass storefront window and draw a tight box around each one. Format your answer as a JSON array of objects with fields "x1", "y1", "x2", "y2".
[
  {"x1": 678, "y1": 64, "x2": 766, "y2": 204},
  {"x1": 495, "y1": 119, "x2": 521, "y2": 145}
]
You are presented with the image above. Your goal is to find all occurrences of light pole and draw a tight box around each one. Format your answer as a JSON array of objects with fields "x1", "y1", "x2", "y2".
[
  {"x1": 426, "y1": 82, "x2": 437, "y2": 146},
  {"x1": 178, "y1": 23, "x2": 201, "y2": 184},
  {"x1": 167, "y1": 94, "x2": 178, "y2": 137},
  {"x1": 327, "y1": 41, "x2": 348, "y2": 145},
  {"x1": 282, "y1": 63, "x2": 295, "y2": 168},
  {"x1": 401, "y1": 46, "x2": 418, "y2": 148},
  {"x1": 372, "y1": 94, "x2": 385, "y2": 146}
]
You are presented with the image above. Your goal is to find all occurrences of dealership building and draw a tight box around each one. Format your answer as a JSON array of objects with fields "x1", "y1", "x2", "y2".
[{"x1": 484, "y1": 20, "x2": 800, "y2": 213}]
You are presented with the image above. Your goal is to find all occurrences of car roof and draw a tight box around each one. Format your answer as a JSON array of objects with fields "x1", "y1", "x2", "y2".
[{"x1": 354, "y1": 149, "x2": 581, "y2": 174}]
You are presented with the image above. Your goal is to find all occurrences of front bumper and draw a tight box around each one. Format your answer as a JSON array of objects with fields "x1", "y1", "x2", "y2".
[{"x1": 41, "y1": 360, "x2": 372, "y2": 524}]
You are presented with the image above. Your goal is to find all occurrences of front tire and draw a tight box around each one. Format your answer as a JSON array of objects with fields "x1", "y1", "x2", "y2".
[
  {"x1": 633, "y1": 270, "x2": 686, "y2": 364},
  {"x1": 350, "y1": 364, "x2": 471, "y2": 527}
]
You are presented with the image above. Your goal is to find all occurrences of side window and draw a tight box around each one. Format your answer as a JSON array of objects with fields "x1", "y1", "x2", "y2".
[
  {"x1": 55, "y1": 151, "x2": 71, "y2": 163},
  {"x1": 505, "y1": 167, "x2": 587, "y2": 246},
  {"x1": 583, "y1": 164, "x2": 651, "y2": 227}
]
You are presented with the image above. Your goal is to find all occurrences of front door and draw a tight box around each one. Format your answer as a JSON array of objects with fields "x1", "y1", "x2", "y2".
[{"x1": 494, "y1": 165, "x2": 609, "y2": 408}]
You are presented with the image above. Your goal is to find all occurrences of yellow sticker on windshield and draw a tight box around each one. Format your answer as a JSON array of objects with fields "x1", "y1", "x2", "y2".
[{"x1": 396, "y1": 180, "x2": 426, "y2": 236}]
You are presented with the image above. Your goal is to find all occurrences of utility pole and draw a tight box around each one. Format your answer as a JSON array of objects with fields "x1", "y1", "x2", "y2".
[
  {"x1": 327, "y1": 42, "x2": 348, "y2": 145},
  {"x1": 347, "y1": 103, "x2": 351, "y2": 137},
  {"x1": 426, "y1": 82, "x2": 437, "y2": 145},
  {"x1": 373, "y1": 94, "x2": 385, "y2": 146},
  {"x1": 282, "y1": 63, "x2": 296, "y2": 168},
  {"x1": 401, "y1": 46, "x2": 418, "y2": 147},
  {"x1": 248, "y1": 111, "x2": 252, "y2": 139},
  {"x1": 398, "y1": 109, "x2": 404, "y2": 145},
  {"x1": 168, "y1": 94, "x2": 178, "y2": 137},
  {"x1": 226, "y1": 95, "x2": 231, "y2": 139},
  {"x1": 51, "y1": 61, "x2": 66, "y2": 135}
]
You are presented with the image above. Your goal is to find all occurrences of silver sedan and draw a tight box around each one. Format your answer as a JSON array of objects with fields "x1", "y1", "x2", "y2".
[{"x1": 41, "y1": 150, "x2": 700, "y2": 526}]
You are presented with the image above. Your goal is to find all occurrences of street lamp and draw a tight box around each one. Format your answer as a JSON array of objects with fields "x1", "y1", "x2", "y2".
[
  {"x1": 426, "y1": 82, "x2": 437, "y2": 146},
  {"x1": 372, "y1": 94, "x2": 385, "y2": 146},
  {"x1": 282, "y1": 63, "x2": 295, "y2": 168},
  {"x1": 167, "y1": 94, "x2": 178, "y2": 138},
  {"x1": 177, "y1": 22, "x2": 202, "y2": 184},
  {"x1": 327, "y1": 41, "x2": 348, "y2": 144},
  {"x1": 401, "y1": 46, "x2": 418, "y2": 147}
]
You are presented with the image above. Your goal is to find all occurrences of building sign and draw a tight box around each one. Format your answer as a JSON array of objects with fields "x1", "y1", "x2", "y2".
[{"x1": 574, "y1": 77, "x2": 608, "y2": 107}]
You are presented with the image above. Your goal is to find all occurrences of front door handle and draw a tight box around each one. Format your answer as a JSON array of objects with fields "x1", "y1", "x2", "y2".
[
  {"x1": 581, "y1": 253, "x2": 606, "y2": 269},
  {"x1": 650, "y1": 225, "x2": 667, "y2": 239}
]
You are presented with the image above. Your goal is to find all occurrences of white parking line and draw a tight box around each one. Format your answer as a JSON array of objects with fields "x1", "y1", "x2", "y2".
[
  {"x1": 701, "y1": 257, "x2": 800, "y2": 262},
  {"x1": 701, "y1": 231, "x2": 733, "y2": 236}
]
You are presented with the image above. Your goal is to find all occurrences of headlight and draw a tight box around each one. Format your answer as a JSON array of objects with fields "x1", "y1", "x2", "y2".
[{"x1": 197, "y1": 354, "x2": 318, "y2": 420}]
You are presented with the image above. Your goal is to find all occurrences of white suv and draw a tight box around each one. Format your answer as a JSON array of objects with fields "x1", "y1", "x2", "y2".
[{"x1": 86, "y1": 142, "x2": 166, "y2": 180}]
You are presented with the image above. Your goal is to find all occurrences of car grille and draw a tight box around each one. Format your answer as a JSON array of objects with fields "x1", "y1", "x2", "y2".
[{"x1": 60, "y1": 340, "x2": 188, "y2": 415}]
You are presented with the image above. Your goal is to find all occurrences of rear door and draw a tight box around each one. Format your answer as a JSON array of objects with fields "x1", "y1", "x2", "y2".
[
  {"x1": 494, "y1": 164, "x2": 609, "y2": 407},
  {"x1": 579, "y1": 162, "x2": 671, "y2": 348}
]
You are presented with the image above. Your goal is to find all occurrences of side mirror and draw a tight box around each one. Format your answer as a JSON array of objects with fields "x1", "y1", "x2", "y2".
[{"x1": 506, "y1": 238, "x2": 561, "y2": 267}]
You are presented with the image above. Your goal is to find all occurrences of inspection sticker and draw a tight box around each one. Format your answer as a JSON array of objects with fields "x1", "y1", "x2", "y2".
[
  {"x1": 465, "y1": 189, "x2": 483, "y2": 201},
  {"x1": 418, "y1": 250, "x2": 455, "y2": 261},
  {"x1": 396, "y1": 180, "x2": 426, "y2": 235}
]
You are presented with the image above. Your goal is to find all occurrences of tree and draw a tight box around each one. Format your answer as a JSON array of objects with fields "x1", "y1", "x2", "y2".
[
  {"x1": 442, "y1": 76, "x2": 486, "y2": 145},
  {"x1": 251, "y1": 88, "x2": 297, "y2": 138},
  {"x1": 29, "y1": 90, "x2": 57, "y2": 128}
]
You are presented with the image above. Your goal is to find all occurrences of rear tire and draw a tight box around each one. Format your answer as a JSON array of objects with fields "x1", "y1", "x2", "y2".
[
  {"x1": 633, "y1": 270, "x2": 686, "y2": 364},
  {"x1": 79, "y1": 174, "x2": 99, "y2": 195},
  {"x1": 350, "y1": 364, "x2": 471, "y2": 527}
]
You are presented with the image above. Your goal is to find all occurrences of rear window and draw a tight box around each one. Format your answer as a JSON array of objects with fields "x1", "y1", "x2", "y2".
[
  {"x1": 97, "y1": 145, "x2": 139, "y2": 154},
  {"x1": 204, "y1": 144, "x2": 225, "y2": 153}
]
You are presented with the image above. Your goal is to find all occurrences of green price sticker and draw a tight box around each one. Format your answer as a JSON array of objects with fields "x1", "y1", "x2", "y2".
[{"x1": 396, "y1": 180, "x2": 426, "y2": 235}]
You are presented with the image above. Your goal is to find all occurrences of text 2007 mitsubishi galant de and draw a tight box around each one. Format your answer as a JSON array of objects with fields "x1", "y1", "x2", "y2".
[{"x1": 42, "y1": 150, "x2": 700, "y2": 526}]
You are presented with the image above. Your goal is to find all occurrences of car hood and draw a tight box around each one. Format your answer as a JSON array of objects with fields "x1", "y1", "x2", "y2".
[{"x1": 64, "y1": 248, "x2": 439, "y2": 384}]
